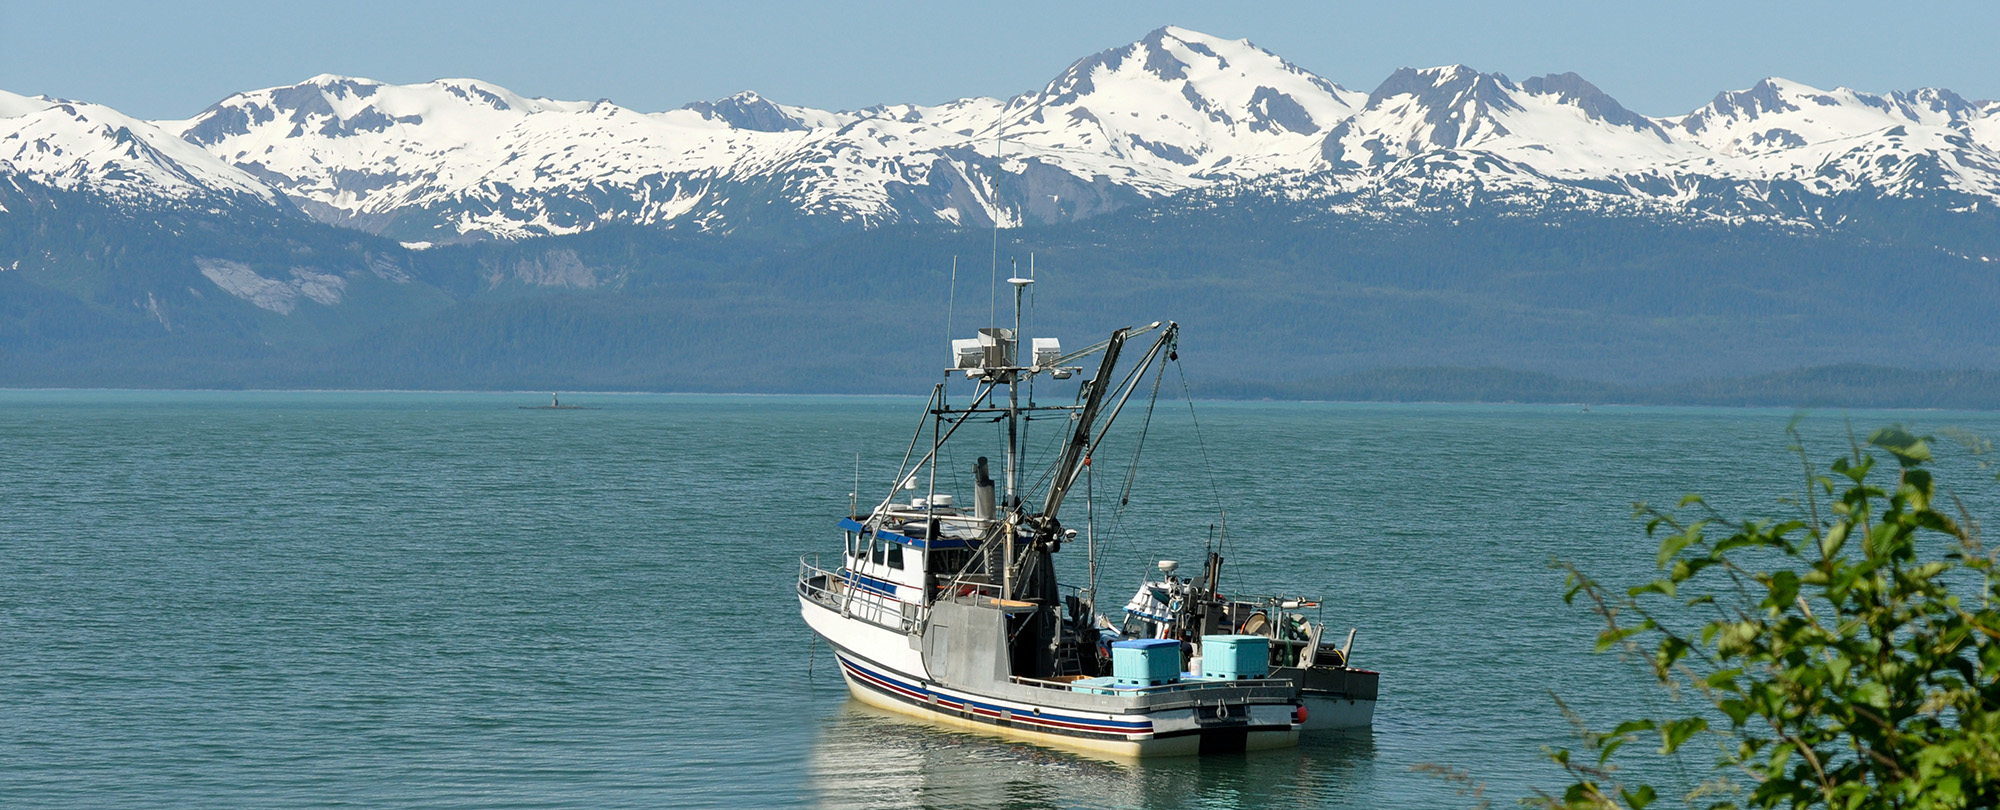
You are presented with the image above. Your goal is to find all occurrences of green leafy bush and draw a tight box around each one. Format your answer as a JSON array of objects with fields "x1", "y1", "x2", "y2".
[{"x1": 1545, "y1": 424, "x2": 2000, "y2": 809}]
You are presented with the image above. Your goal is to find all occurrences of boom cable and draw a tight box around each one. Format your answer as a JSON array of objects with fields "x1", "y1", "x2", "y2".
[
  {"x1": 1118, "y1": 352, "x2": 1169, "y2": 508},
  {"x1": 1173, "y1": 354, "x2": 1229, "y2": 549}
]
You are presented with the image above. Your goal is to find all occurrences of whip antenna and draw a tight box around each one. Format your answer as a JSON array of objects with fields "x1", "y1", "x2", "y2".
[{"x1": 989, "y1": 101, "x2": 1005, "y2": 327}]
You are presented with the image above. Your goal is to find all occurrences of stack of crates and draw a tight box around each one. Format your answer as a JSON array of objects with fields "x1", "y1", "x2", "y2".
[
  {"x1": 1110, "y1": 638, "x2": 1182, "y2": 687},
  {"x1": 1199, "y1": 634, "x2": 1270, "y2": 680}
]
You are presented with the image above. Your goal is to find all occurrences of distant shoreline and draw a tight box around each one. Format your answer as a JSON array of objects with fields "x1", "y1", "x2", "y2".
[
  {"x1": 1206, "y1": 364, "x2": 2000, "y2": 411},
  {"x1": 7, "y1": 364, "x2": 2000, "y2": 411}
]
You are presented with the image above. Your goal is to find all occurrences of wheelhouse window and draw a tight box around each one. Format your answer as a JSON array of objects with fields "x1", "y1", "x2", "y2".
[{"x1": 887, "y1": 544, "x2": 904, "y2": 570}]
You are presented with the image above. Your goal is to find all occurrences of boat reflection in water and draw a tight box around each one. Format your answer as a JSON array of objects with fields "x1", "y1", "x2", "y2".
[{"x1": 809, "y1": 698, "x2": 1377, "y2": 810}]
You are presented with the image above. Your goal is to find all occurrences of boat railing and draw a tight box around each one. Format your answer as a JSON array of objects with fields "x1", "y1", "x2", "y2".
[
  {"x1": 933, "y1": 579, "x2": 1078, "y2": 600},
  {"x1": 1008, "y1": 674, "x2": 1298, "y2": 706},
  {"x1": 798, "y1": 554, "x2": 928, "y2": 634},
  {"x1": 938, "y1": 578, "x2": 1003, "y2": 599},
  {"x1": 1010, "y1": 674, "x2": 1295, "y2": 693}
]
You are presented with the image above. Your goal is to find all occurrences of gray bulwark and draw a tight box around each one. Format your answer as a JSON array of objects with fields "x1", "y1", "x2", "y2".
[{"x1": 922, "y1": 597, "x2": 1297, "y2": 717}]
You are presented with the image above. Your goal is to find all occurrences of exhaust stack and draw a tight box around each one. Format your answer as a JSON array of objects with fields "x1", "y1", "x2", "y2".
[{"x1": 973, "y1": 457, "x2": 996, "y2": 521}]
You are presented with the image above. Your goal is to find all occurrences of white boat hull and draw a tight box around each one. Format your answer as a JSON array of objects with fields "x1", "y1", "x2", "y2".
[{"x1": 802, "y1": 595, "x2": 1298, "y2": 758}]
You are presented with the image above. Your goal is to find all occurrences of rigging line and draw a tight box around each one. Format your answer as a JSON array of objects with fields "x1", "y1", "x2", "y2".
[
  {"x1": 939, "y1": 416, "x2": 964, "y2": 501},
  {"x1": 1104, "y1": 356, "x2": 1168, "y2": 544},
  {"x1": 1080, "y1": 332, "x2": 1172, "y2": 463},
  {"x1": 1085, "y1": 449, "x2": 1098, "y2": 612},
  {"x1": 1102, "y1": 467, "x2": 1134, "y2": 553},
  {"x1": 945, "y1": 256, "x2": 957, "y2": 348},
  {"x1": 1020, "y1": 378, "x2": 1093, "y2": 505},
  {"x1": 1117, "y1": 350, "x2": 1170, "y2": 508},
  {"x1": 1173, "y1": 355, "x2": 1228, "y2": 545},
  {"x1": 1096, "y1": 332, "x2": 1178, "y2": 548},
  {"x1": 870, "y1": 382, "x2": 992, "y2": 521},
  {"x1": 884, "y1": 384, "x2": 938, "y2": 510},
  {"x1": 1022, "y1": 415, "x2": 1074, "y2": 502}
]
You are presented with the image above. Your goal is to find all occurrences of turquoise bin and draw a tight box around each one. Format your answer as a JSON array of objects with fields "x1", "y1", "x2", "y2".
[
  {"x1": 1200, "y1": 634, "x2": 1270, "y2": 680},
  {"x1": 1111, "y1": 638, "x2": 1182, "y2": 686}
]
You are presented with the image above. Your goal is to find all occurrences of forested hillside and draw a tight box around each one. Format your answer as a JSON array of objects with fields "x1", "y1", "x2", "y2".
[{"x1": 7, "y1": 179, "x2": 1997, "y2": 404}]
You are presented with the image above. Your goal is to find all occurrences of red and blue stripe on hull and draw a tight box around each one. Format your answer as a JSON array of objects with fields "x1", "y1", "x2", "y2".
[{"x1": 833, "y1": 651, "x2": 1157, "y2": 741}]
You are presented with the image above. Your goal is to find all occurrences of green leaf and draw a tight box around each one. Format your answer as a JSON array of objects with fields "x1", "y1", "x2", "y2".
[
  {"x1": 1658, "y1": 521, "x2": 1706, "y2": 568},
  {"x1": 1621, "y1": 784, "x2": 1658, "y2": 810},
  {"x1": 1655, "y1": 636, "x2": 1689, "y2": 671},
  {"x1": 1597, "y1": 621, "x2": 1653, "y2": 652},
  {"x1": 1718, "y1": 698, "x2": 1749, "y2": 725},
  {"x1": 1902, "y1": 468, "x2": 1934, "y2": 506},
  {"x1": 1868, "y1": 425, "x2": 1933, "y2": 466},
  {"x1": 1610, "y1": 719, "x2": 1657, "y2": 736},
  {"x1": 1630, "y1": 579, "x2": 1677, "y2": 599},
  {"x1": 1819, "y1": 520, "x2": 1849, "y2": 559},
  {"x1": 1660, "y1": 716, "x2": 1708, "y2": 753},
  {"x1": 1763, "y1": 569, "x2": 1800, "y2": 610},
  {"x1": 1852, "y1": 681, "x2": 1890, "y2": 709}
]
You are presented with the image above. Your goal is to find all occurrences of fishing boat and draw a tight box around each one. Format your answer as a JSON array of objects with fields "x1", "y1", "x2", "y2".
[{"x1": 797, "y1": 276, "x2": 1378, "y2": 757}]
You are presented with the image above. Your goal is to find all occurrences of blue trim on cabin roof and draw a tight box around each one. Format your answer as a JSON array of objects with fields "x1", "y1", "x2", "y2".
[{"x1": 838, "y1": 517, "x2": 974, "y2": 550}]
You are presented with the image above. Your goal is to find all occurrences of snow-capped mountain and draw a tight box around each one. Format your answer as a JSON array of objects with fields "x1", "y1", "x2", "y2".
[
  {"x1": 683, "y1": 25, "x2": 1368, "y2": 230},
  {"x1": 1665, "y1": 79, "x2": 2000, "y2": 205},
  {"x1": 168, "y1": 75, "x2": 768, "y2": 239},
  {"x1": 1318, "y1": 68, "x2": 1687, "y2": 176},
  {"x1": 1001, "y1": 26, "x2": 1364, "y2": 182},
  {"x1": 5, "y1": 25, "x2": 1999, "y2": 240},
  {"x1": 1675, "y1": 80, "x2": 1979, "y2": 154},
  {"x1": 153, "y1": 26, "x2": 1368, "y2": 239},
  {"x1": 0, "y1": 90, "x2": 275, "y2": 206},
  {"x1": 1292, "y1": 65, "x2": 2000, "y2": 222}
]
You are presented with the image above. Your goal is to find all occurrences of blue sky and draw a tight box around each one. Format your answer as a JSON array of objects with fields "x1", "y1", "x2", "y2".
[{"x1": 4, "y1": 0, "x2": 1994, "y2": 119}]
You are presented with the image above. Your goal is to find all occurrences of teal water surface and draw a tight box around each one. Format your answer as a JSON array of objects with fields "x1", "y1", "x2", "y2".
[{"x1": 4, "y1": 391, "x2": 1997, "y2": 809}]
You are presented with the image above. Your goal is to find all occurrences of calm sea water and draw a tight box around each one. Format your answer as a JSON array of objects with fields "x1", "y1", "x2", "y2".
[{"x1": 5, "y1": 391, "x2": 1997, "y2": 809}]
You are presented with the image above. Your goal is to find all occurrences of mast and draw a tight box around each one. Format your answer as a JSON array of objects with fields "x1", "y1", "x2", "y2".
[
  {"x1": 1002, "y1": 273, "x2": 1031, "y2": 600},
  {"x1": 1005, "y1": 276, "x2": 1025, "y2": 509}
]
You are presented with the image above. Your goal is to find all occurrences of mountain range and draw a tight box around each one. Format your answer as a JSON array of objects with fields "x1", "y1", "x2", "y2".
[
  {"x1": 8, "y1": 26, "x2": 1999, "y2": 243},
  {"x1": 3, "y1": 26, "x2": 1998, "y2": 401}
]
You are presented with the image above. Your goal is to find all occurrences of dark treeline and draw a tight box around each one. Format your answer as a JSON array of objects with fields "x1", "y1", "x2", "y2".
[{"x1": 5, "y1": 178, "x2": 1999, "y2": 406}]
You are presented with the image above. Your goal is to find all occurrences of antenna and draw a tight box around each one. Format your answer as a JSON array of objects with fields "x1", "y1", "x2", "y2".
[
  {"x1": 945, "y1": 255, "x2": 957, "y2": 353},
  {"x1": 989, "y1": 101, "x2": 1005, "y2": 328}
]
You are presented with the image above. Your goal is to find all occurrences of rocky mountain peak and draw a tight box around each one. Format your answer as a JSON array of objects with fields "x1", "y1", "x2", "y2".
[{"x1": 680, "y1": 91, "x2": 813, "y2": 132}]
